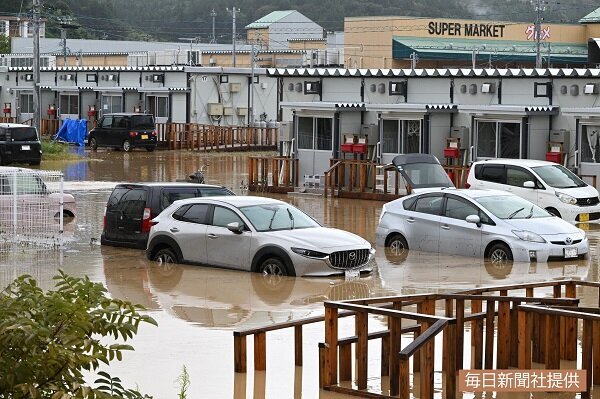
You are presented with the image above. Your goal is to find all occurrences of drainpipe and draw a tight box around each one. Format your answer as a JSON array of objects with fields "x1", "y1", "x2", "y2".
[
  {"x1": 333, "y1": 111, "x2": 340, "y2": 160},
  {"x1": 497, "y1": 78, "x2": 502, "y2": 104}
]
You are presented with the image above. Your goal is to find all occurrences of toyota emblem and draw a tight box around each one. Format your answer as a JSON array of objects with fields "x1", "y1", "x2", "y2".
[
  {"x1": 349, "y1": 252, "x2": 356, "y2": 261},
  {"x1": 565, "y1": 237, "x2": 573, "y2": 245}
]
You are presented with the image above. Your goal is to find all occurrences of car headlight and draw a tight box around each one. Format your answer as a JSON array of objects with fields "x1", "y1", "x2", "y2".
[
  {"x1": 555, "y1": 192, "x2": 577, "y2": 205},
  {"x1": 512, "y1": 230, "x2": 546, "y2": 243},
  {"x1": 291, "y1": 247, "x2": 329, "y2": 259}
]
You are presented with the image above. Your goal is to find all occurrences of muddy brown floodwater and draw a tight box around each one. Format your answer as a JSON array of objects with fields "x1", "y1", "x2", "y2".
[{"x1": 1, "y1": 148, "x2": 599, "y2": 399}]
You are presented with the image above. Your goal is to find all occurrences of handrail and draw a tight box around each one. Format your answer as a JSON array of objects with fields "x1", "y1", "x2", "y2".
[
  {"x1": 399, "y1": 319, "x2": 448, "y2": 359},
  {"x1": 327, "y1": 302, "x2": 451, "y2": 324},
  {"x1": 324, "y1": 160, "x2": 343, "y2": 175},
  {"x1": 517, "y1": 304, "x2": 600, "y2": 321}
]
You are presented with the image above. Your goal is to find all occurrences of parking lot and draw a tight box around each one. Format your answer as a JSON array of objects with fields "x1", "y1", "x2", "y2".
[{"x1": 1, "y1": 149, "x2": 599, "y2": 398}]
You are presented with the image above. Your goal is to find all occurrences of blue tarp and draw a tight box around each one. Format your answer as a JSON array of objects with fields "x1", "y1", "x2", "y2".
[{"x1": 54, "y1": 119, "x2": 87, "y2": 147}]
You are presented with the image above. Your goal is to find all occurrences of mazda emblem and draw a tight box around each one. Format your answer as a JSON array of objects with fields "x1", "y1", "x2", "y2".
[
  {"x1": 587, "y1": 198, "x2": 592, "y2": 204},
  {"x1": 349, "y1": 252, "x2": 356, "y2": 261},
  {"x1": 565, "y1": 237, "x2": 573, "y2": 245}
]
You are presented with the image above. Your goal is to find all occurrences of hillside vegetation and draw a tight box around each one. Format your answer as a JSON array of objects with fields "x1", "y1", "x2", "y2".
[{"x1": 0, "y1": 0, "x2": 597, "y2": 43}]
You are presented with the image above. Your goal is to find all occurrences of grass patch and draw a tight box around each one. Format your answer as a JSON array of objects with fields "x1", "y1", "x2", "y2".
[{"x1": 41, "y1": 140, "x2": 84, "y2": 161}]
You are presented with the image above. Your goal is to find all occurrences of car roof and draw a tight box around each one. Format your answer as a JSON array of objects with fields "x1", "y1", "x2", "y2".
[
  {"x1": 114, "y1": 182, "x2": 228, "y2": 189},
  {"x1": 0, "y1": 166, "x2": 41, "y2": 173},
  {"x1": 392, "y1": 153, "x2": 441, "y2": 166},
  {"x1": 473, "y1": 158, "x2": 557, "y2": 167},
  {"x1": 103, "y1": 113, "x2": 153, "y2": 117},
  {"x1": 173, "y1": 196, "x2": 284, "y2": 207},
  {"x1": 405, "y1": 188, "x2": 514, "y2": 199},
  {"x1": 0, "y1": 123, "x2": 35, "y2": 128}
]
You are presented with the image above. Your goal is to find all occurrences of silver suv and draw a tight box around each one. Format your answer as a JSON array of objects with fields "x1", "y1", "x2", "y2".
[{"x1": 146, "y1": 196, "x2": 374, "y2": 276}]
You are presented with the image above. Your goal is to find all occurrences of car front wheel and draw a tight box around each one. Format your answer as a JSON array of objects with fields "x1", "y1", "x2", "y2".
[
  {"x1": 386, "y1": 234, "x2": 409, "y2": 255},
  {"x1": 259, "y1": 257, "x2": 292, "y2": 276},
  {"x1": 122, "y1": 140, "x2": 132, "y2": 152},
  {"x1": 153, "y1": 248, "x2": 178, "y2": 264},
  {"x1": 89, "y1": 137, "x2": 98, "y2": 150},
  {"x1": 488, "y1": 243, "x2": 513, "y2": 264}
]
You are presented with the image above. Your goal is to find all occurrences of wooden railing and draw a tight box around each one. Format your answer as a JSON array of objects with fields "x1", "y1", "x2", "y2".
[
  {"x1": 0, "y1": 116, "x2": 17, "y2": 124},
  {"x1": 232, "y1": 280, "x2": 600, "y2": 399},
  {"x1": 324, "y1": 159, "x2": 404, "y2": 200},
  {"x1": 247, "y1": 156, "x2": 298, "y2": 193},
  {"x1": 155, "y1": 123, "x2": 278, "y2": 151},
  {"x1": 443, "y1": 165, "x2": 470, "y2": 188}
]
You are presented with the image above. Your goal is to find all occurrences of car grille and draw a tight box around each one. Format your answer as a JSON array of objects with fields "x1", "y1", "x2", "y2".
[
  {"x1": 550, "y1": 239, "x2": 582, "y2": 246},
  {"x1": 576, "y1": 196, "x2": 600, "y2": 206},
  {"x1": 328, "y1": 249, "x2": 371, "y2": 269}
]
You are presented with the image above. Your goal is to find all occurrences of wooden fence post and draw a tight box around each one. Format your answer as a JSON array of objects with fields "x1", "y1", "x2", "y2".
[
  {"x1": 294, "y1": 325, "x2": 302, "y2": 367},
  {"x1": 485, "y1": 300, "x2": 495, "y2": 369},
  {"x1": 254, "y1": 332, "x2": 266, "y2": 370},
  {"x1": 517, "y1": 309, "x2": 532, "y2": 369},
  {"x1": 324, "y1": 305, "x2": 338, "y2": 386},
  {"x1": 356, "y1": 311, "x2": 368, "y2": 390},
  {"x1": 471, "y1": 299, "x2": 483, "y2": 370},
  {"x1": 234, "y1": 334, "x2": 247, "y2": 373}
]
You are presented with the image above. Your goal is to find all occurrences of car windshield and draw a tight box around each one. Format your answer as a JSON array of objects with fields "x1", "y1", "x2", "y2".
[
  {"x1": 240, "y1": 203, "x2": 320, "y2": 232},
  {"x1": 531, "y1": 165, "x2": 586, "y2": 189},
  {"x1": 476, "y1": 195, "x2": 550, "y2": 220},
  {"x1": 130, "y1": 115, "x2": 154, "y2": 129},
  {"x1": 401, "y1": 163, "x2": 453, "y2": 188}
]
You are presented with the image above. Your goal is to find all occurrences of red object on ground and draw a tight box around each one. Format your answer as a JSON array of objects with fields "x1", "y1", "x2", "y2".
[
  {"x1": 545, "y1": 152, "x2": 562, "y2": 163},
  {"x1": 444, "y1": 147, "x2": 460, "y2": 158}
]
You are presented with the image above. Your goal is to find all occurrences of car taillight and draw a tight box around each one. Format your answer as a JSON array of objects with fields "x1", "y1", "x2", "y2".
[
  {"x1": 103, "y1": 206, "x2": 107, "y2": 229},
  {"x1": 129, "y1": 131, "x2": 137, "y2": 137},
  {"x1": 142, "y1": 207, "x2": 152, "y2": 233}
]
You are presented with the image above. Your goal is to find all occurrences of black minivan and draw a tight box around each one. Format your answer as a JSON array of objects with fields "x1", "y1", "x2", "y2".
[
  {"x1": 101, "y1": 183, "x2": 235, "y2": 249},
  {"x1": 88, "y1": 113, "x2": 157, "y2": 152},
  {"x1": 0, "y1": 123, "x2": 42, "y2": 166}
]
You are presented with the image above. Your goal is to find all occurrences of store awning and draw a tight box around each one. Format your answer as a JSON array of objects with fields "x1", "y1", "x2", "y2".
[
  {"x1": 458, "y1": 104, "x2": 558, "y2": 116},
  {"x1": 280, "y1": 102, "x2": 365, "y2": 111},
  {"x1": 393, "y1": 36, "x2": 588, "y2": 64}
]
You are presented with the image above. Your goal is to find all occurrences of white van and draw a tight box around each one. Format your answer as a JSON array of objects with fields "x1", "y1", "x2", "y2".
[{"x1": 466, "y1": 159, "x2": 600, "y2": 223}]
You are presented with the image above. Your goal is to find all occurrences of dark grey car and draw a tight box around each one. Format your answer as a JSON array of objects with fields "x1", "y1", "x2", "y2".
[{"x1": 88, "y1": 113, "x2": 157, "y2": 152}]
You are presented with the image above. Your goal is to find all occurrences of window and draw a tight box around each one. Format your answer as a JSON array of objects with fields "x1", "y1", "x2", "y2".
[
  {"x1": 581, "y1": 125, "x2": 600, "y2": 164},
  {"x1": 59, "y1": 94, "x2": 79, "y2": 115},
  {"x1": 212, "y1": 206, "x2": 244, "y2": 228},
  {"x1": 115, "y1": 189, "x2": 147, "y2": 220},
  {"x1": 20, "y1": 94, "x2": 33, "y2": 113},
  {"x1": 476, "y1": 120, "x2": 520, "y2": 159},
  {"x1": 480, "y1": 165, "x2": 505, "y2": 184},
  {"x1": 199, "y1": 187, "x2": 234, "y2": 197},
  {"x1": 131, "y1": 115, "x2": 154, "y2": 129},
  {"x1": 382, "y1": 119, "x2": 421, "y2": 153},
  {"x1": 445, "y1": 197, "x2": 480, "y2": 220},
  {"x1": 102, "y1": 96, "x2": 122, "y2": 114},
  {"x1": 506, "y1": 167, "x2": 535, "y2": 188},
  {"x1": 297, "y1": 116, "x2": 332, "y2": 151},
  {"x1": 413, "y1": 195, "x2": 444, "y2": 216},
  {"x1": 159, "y1": 189, "x2": 199, "y2": 211},
  {"x1": 112, "y1": 116, "x2": 130, "y2": 129},
  {"x1": 147, "y1": 96, "x2": 169, "y2": 118},
  {"x1": 100, "y1": 116, "x2": 113, "y2": 129},
  {"x1": 7, "y1": 127, "x2": 37, "y2": 141},
  {"x1": 175, "y1": 204, "x2": 210, "y2": 224}
]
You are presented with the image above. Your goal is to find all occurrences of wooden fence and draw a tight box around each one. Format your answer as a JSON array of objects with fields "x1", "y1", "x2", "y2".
[
  {"x1": 247, "y1": 156, "x2": 298, "y2": 193},
  {"x1": 233, "y1": 279, "x2": 600, "y2": 399}
]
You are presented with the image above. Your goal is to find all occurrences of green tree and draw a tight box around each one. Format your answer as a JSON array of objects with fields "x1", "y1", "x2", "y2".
[
  {"x1": 0, "y1": 33, "x2": 9, "y2": 53},
  {"x1": 0, "y1": 271, "x2": 157, "y2": 398}
]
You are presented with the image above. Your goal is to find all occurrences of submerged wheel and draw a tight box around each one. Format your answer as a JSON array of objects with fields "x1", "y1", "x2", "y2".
[
  {"x1": 146, "y1": 146, "x2": 156, "y2": 152},
  {"x1": 122, "y1": 140, "x2": 132, "y2": 152},
  {"x1": 153, "y1": 248, "x2": 178, "y2": 265},
  {"x1": 386, "y1": 234, "x2": 409, "y2": 256},
  {"x1": 89, "y1": 137, "x2": 98, "y2": 150},
  {"x1": 259, "y1": 257, "x2": 293, "y2": 276},
  {"x1": 488, "y1": 243, "x2": 513, "y2": 264}
]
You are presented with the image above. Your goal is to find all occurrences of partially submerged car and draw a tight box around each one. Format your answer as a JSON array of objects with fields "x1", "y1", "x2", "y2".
[
  {"x1": 376, "y1": 188, "x2": 588, "y2": 263},
  {"x1": 391, "y1": 154, "x2": 454, "y2": 193}
]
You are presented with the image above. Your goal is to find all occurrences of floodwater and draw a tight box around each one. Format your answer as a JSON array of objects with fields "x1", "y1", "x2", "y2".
[{"x1": 1, "y1": 148, "x2": 599, "y2": 399}]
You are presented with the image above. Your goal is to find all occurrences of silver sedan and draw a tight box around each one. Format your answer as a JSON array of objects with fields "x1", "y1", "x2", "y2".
[
  {"x1": 376, "y1": 189, "x2": 589, "y2": 263},
  {"x1": 146, "y1": 196, "x2": 374, "y2": 276}
]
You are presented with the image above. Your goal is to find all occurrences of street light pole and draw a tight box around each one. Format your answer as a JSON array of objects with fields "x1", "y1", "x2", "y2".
[{"x1": 32, "y1": 0, "x2": 41, "y2": 135}]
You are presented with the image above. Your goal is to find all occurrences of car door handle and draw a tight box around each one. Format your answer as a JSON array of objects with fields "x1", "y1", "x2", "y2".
[
  {"x1": 208, "y1": 233, "x2": 218, "y2": 239},
  {"x1": 170, "y1": 227, "x2": 179, "y2": 233},
  {"x1": 441, "y1": 225, "x2": 450, "y2": 230},
  {"x1": 406, "y1": 217, "x2": 415, "y2": 223}
]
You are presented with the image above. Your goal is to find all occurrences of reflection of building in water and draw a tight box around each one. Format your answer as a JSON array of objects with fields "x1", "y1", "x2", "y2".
[{"x1": 0, "y1": 247, "x2": 63, "y2": 290}]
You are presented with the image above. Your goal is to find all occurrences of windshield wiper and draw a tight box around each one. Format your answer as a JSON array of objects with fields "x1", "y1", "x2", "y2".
[
  {"x1": 287, "y1": 208, "x2": 295, "y2": 229},
  {"x1": 267, "y1": 208, "x2": 280, "y2": 230},
  {"x1": 525, "y1": 205, "x2": 534, "y2": 219},
  {"x1": 508, "y1": 207, "x2": 525, "y2": 219}
]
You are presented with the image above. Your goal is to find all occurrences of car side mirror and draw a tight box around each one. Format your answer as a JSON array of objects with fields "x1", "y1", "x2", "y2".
[
  {"x1": 523, "y1": 181, "x2": 535, "y2": 189},
  {"x1": 227, "y1": 221, "x2": 244, "y2": 234},
  {"x1": 466, "y1": 214, "x2": 481, "y2": 227}
]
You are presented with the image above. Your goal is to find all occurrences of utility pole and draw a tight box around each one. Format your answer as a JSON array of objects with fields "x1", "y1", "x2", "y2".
[
  {"x1": 532, "y1": 0, "x2": 546, "y2": 68},
  {"x1": 61, "y1": 26, "x2": 67, "y2": 65},
  {"x1": 210, "y1": 9, "x2": 217, "y2": 44},
  {"x1": 250, "y1": 39, "x2": 257, "y2": 125},
  {"x1": 32, "y1": 0, "x2": 41, "y2": 135},
  {"x1": 226, "y1": 7, "x2": 240, "y2": 67}
]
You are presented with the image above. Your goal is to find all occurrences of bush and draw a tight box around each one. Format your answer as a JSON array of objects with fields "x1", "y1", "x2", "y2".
[
  {"x1": 41, "y1": 140, "x2": 83, "y2": 161},
  {"x1": 0, "y1": 271, "x2": 157, "y2": 398}
]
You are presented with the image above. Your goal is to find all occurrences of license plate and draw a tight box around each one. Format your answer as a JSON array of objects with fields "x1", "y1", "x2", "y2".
[
  {"x1": 141, "y1": 134, "x2": 148, "y2": 140},
  {"x1": 564, "y1": 247, "x2": 578, "y2": 259},
  {"x1": 21, "y1": 145, "x2": 30, "y2": 150},
  {"x1": 579, "y1": 213, "x2": 589, "y2": 222}
]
